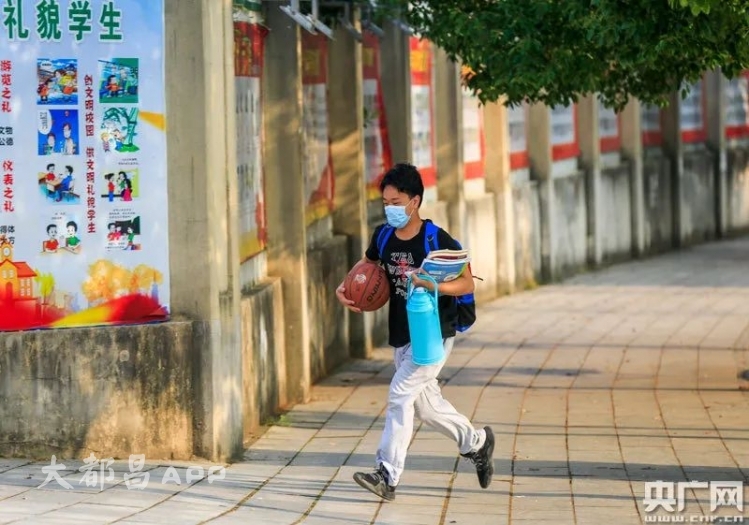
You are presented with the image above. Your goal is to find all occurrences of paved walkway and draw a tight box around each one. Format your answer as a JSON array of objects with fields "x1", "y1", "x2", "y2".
[{"x1": 3, "y1": 238, "x2": 749, "y2": 524}]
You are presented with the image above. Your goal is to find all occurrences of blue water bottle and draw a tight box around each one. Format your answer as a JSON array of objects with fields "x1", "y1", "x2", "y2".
[{"x1": 407, "y1": 274, "x2": 444, "y2": 366}]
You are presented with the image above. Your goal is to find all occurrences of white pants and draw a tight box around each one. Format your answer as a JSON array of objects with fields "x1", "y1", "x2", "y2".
[{"x1": 375, "y1": 337, "x2": 486, "y2": 486}]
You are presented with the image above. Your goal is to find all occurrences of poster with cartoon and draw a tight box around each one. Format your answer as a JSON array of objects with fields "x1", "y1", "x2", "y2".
[
  {"x1": 101, "y1": 167, "x2": 139, "y2": 202},
  {"x1": 37, "y1": 160, "x2": 82, "y2": 205},
  {"x1": 0, "y1": 0, "x2": 169, "y2": 331},
  {"x1": 37, "y1": 59, "x2": 78, "y2": 105},
  {"x1": 38, "y1": 109, "x2": 79, "y2": 156},
  {"x1": 98, "y1": 58, "x2": 139, "y2": 104}
]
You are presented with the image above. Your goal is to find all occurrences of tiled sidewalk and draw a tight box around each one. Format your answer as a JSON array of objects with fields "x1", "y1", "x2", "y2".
[{"x1": 3, "y1": 238, "x2": 749, "y2": 524}]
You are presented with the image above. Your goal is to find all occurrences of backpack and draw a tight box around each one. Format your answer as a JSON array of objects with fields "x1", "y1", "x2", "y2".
[{"x1": 375, "y1": 220, "x2": 477, "y2": 332}]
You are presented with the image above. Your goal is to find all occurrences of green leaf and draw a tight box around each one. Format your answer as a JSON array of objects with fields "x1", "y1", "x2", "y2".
[{"x1": 373, "y1": 0, "x2": 749, "y2": 110}]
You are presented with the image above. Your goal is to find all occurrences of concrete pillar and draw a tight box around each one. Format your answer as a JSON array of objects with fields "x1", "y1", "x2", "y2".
[
  {"x1": 433, "y1": 48, "x2": 465, "y2": 239},
  {"x1": 706, "y1": 69, "x2": 728, "y2": 237},
  {"x1": 620, "y1": 98, "x2": 646, "y2": 256},
  {"x1": 165, "y1": 0, "x2": 243, "y2": 461},
  {"x1": 263, "y1": 5, "x2": 311, "y2": 403},
  {"x1": 527, "y1": 104, "x2": 554, "y2": 281},
  {"x1": 577, "y1": 96, "x2": 603, "y2": 266},
  {"x1": 329, "y1": 13, "x2": 371, "y2": 359},
  {"x1": 484, "y1": 100, "x2": 516, "y2": 294},
  {"x1": 661, "y1": 92, "x2": 685, "y2": 247},
  {"x1": 380, "y1": 26, "x2": 411, "y2": 163}
]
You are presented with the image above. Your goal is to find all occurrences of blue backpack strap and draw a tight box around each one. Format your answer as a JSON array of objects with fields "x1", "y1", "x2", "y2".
[
  {"x1": 376, "y1": 224, "x2": 395, "y2": 260},
  {"x1": 424, "y1": 220, "x2": 440, "y2": 254}
]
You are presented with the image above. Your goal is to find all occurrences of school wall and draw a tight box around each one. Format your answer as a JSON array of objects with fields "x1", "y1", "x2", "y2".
[
  {"x1": 0, "y1": 322, "x2": 195, "y2": 460},
  {"x1": 306, "y1": 235, "x2": 351, "y2": 384},
  {"x1": 463, "y1": 194, "x2": 498, "y2": 301},
  {"x1": 599, "y1": 163, "x2": 633, "y2": 262},
  {"x1": 240, "y1": 279, "x2": 287, "y2": 437},
  {"x1": 681, "y1": 147, "x2": 718, "y2": 245},
  {"x1": 549, "y1": 171, "x2": 588, "y2": 280},
  {"x1": 511, "y1": 173, "x2": 543, "y2": 288},
  {"x1": 642, "y1": 150, "x2": 674, "y2": 253},
  {"x1": 726, "y1": 146, "x2": 749, "y2": 232}
]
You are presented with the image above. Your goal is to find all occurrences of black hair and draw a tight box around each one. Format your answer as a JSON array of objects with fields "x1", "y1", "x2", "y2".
[
  {"x1": 46, "y1": 224, "x2": 56, "y2": 234},
  {"x1": 379, "y1": 163, "x2": 424, "y2": 207},
  {"x1": 104, "y1": 172, "x2": 114, "y2": 180},
  {"x1": 66, "y1": 220, "x2": 77, "y2": 232},
  {"x1": 62, "y1": 122, "x2": 71, "y2": 131},
  {"x1": 46, "y1": 163, "x2": 54, "y2": 170},
  {"x1": 120, "y1": 172, "x2": 132, "y2": 190},
  {"x1": 108, "y1": 223, "x2": 115, "y2": 229},
  {"x1": 65, "y1": 165, "x2": 73, "y2": 174}
]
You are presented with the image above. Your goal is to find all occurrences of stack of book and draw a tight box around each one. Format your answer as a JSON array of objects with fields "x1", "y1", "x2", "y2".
[{"x1": 418, "y1": 249, "x2": 471, "y2": 283}]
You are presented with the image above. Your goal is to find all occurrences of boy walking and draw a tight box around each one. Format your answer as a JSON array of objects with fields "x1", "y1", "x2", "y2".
[{"x1": 336, "y1": 163, "x2": 494, "y2": 501}]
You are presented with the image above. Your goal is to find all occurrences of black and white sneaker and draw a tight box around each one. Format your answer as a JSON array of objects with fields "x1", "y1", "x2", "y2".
[
  {"x1": 461, "y1": 426, "x2": 495, "y2": 489},
  {"x1": 353, "y1": 464, "x2": 396, "y2": 501}
]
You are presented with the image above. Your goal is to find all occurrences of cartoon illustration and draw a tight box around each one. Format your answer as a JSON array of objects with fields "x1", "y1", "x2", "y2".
[
  {"x1": 105, "y1": 173, "x2": 116, "y2": 202},
  {"x1": 100, "y1": 108, "x2": 139, "y2": 153},
  {"x1": 34, "y1": 272, "x2": 56, "y2": 307},
  {"x1": 42, "y1": 132, "x2": 56, "y2": 155},
  {"x1": 0, "y1": 236, "x2": 38, "y2": 302},
  {"x1": 38, "y1": 163, "x2": 79, "y2": 204},
  {"x1": 38, "y1": 109, "x2": 79, "y2": 156},
  {"x1": 38, "y1": 78, "x2": 53, "y2": 103},
  {"x1": 40, "y1": 217, "x2": 81, "y2": 255},
  {"x1": 107, "y1": 222, "x2": 122, "y2": 241},
  {"x1": 105, "y1": 215, "x2": 141, "y2": 251},
  {"x1": 42, "y1": 224, "x2": 60, "y2": 252},
  {"x1": 62, "y1": 123, "x2": 76, "y2": 155},
  {"x1": 102, "y1": 169, "x2": 139, "y2": 202},
  {"x1": 98, "y1": 58, "x2": 139, "y2": 104},
  {"x1": 37, "y1": 59, "x2": 78, "y2": 105},
  {"x1": 63, "y1": 221, "x2": 81, "y2": 253},
  {"x1": 82, "y1": 261, "x2": 162, "y2": 307}
]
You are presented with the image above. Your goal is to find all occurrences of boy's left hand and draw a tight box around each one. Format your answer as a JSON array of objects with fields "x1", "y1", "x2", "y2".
[{"x1": 410, "y1": 270, "x2": 436, "y2": 292}]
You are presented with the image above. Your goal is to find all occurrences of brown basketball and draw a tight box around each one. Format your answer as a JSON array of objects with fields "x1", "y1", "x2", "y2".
[{"x1": 343, "y1": 261, "x2": 390, "y2": 312}]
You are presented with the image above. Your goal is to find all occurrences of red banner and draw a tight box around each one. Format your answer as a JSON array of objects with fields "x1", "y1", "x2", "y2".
[
  {"x1": 409, "y1": 37, "x2": 436, "y2": 187},
  {"x1": 461, "y1": 87, "x2": 485, "y2": 179},
  {"x1": 725, "y1": 70, "x2": 749, "y2": 139},
  {"x1": 508, "y1": 104, "x2": 529, "y2": 170},
  {"x1": 234, "y1": 21, "x2": 266, "y2": 78},
  {"x1": 363, "y1": 33, "x2": 393, "y2": 199},
  {"x1": 680, "y1": 78, "x2": 707, "y2": 144},
  {"x1": 598, "y1": 102, "x2": 621, "y2": 153},
  {"x1": 301, "y1": 33, "x2": 335, "y2": 225},
  {"x1": 641, "y1": 104, "x2": 663, "y2": 147},
  {"x1": 550, "y1": 104, "x2": 580, "y2": 161},
  {"x1": 234, "y1": 22, "x2": 268, "y2": 261}
]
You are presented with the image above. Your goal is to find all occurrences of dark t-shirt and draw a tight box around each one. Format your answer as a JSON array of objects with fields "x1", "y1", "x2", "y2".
[{"x1": 365, "y1": 220, "x2": 460, "y2": 348}]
